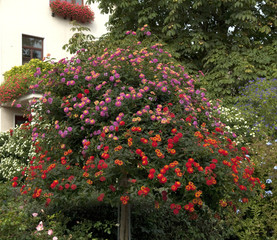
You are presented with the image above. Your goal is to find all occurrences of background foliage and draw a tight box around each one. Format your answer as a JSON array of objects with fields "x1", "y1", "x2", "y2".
[
  {"x1": 235, "y1": 78, "x2": 277, "y2": 138},
  {"x1": 62, "y1": 21, "x2": 95, "y2": 54},
  {"x1": 87, "y1": 0, "x2": 277, "y2": 102}
]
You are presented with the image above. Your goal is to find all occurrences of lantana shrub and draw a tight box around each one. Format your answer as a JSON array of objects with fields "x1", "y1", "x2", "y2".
[{"x1": 15, "y1": 27, "x2": 262, "y2": 227}]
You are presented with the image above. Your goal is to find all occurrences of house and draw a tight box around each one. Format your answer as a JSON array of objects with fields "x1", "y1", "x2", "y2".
[{"x1": 0, "y1": 0, "x2": 109, "y2": 132}]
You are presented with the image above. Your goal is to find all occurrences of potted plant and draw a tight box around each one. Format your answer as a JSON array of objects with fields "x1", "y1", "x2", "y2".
[{"x1": 50, "y1": 0, "x2": 94, "y2": 23}]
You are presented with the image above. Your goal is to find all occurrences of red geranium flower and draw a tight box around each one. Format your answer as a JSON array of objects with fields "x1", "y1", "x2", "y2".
[{"x1": 77, "y1": 93, "x2": 83, "y2": 99}]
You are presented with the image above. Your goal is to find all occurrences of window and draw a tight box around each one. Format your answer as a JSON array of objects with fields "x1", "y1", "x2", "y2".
[
  {"x1": 50, "y1": 0, "x2": 83, "y2": 5},
  {"x1": 22, "y1": 35, "x2": 43, "y2": 64},
  {"x1": 68, "y1": 0, "x2": 83, "y2": 5},
  {"x1": 15, "y1": 115, "x2": 28, "y2": 127}
]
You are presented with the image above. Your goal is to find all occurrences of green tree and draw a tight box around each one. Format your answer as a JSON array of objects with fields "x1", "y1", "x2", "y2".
[
  {"x1": 62, "y1": 21, "x2": 95, "y2": 54},
  {"x1": 87, "y1": 0, "x2": 277, "y2": 102}
]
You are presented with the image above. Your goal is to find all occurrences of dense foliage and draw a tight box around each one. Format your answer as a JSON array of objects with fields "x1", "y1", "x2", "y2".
[
  {"x1": 87, "y1": 0, "x2": 277, "y2": 102},
  {"x1": 0, "y1": 181, "x2": 116, "y2": 240},
  {"x1": 0, "y1": 123, "x2": 32, "y2": 181},
  {"x1": 236, "y1": 78, "x2": 277, "y2": 137},
  {"x1": 230, "y1": 138, "x2": 277, "y2": 239},
  {"x1": 1, "y1": 179, "x2": 237, "y2": 240},
  {"x1": 62, "y1": 21, "x2": 95, "y2": 54}
]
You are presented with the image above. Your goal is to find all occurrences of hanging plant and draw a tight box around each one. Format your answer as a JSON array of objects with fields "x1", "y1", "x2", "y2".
[
  {"x1": 50, "y1": 0, "x2": 95, "y2": 23},
  {"x1": 0, "y1": 59, "x2": 53, "y2": 104}
]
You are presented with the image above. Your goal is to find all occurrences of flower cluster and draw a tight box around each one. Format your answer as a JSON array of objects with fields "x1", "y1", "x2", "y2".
[
  {"x1": 120, "y1": 195, "x2": 130, "y2": 205},
  {"x1": 50, "y1": 0, "x2": 94, "y2": 23},
  {"x1": 217, "y1": 105, "x2": 261, "y2": 144}
]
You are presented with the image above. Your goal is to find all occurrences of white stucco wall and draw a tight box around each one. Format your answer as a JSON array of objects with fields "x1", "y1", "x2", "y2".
[
  {"x1": 0, "y1": 0, "x2": 109, "y2": 84},
  {"x1": 0, "y1": 107, "x2": 25, "y2": 132}
]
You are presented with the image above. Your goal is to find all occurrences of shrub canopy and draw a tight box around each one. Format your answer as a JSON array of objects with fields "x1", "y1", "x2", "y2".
[{"x1": 14, "y1": 29, "x2": 263, "y2": 217}]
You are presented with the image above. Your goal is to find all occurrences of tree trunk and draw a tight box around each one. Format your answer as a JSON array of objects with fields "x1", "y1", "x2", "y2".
[
  {"x1": 118, "y1": 175, "x2": 131, "y2": 240},
  {"x1": 119, "y1": 203, "x2": 130, "y2": 240}
]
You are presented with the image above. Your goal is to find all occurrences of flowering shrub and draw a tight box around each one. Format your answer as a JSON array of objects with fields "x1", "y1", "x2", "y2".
[
  {"x1": 0, "y1": 178, "x2": 118, "y2": 239},
  {"x1": 32, "y1": 213, "x2": 59, "y2": 240},
  {"x1": 216, "y1": 105, "x2": 261, "y2": 144},
  {"x1": 131, "y1": 199, "x2": 235, "y2": 239},
  {"x1": 0, "y1": 182, "x2": 36, "y2": 239},
  {"x1": 0, "y1": 59, "x2": 53, "y2": 104},
  {"x1": 14, "y1": 27, "x2": 263, "y2": 236},
  {"x1": 0, "y1": 123, "x2": 32, "y2": 181},
  {"x1": 0, "y1": 74, "x2": 29, "y2": 103},
  {"x1": 236, "y1": 78, "x2": 277, "y2": 137},
  {"x1": 229, "y1": 138, "x2": 277, "y2": 239},
  {"x1": 50, "y1": 0, "x2": 95, "y2": 23}
]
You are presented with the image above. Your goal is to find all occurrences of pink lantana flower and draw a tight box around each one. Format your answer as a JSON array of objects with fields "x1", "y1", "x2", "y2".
[
  {"x1": 36, "y1": 221, "x2": 44, "y2": 231},
  {"x1": 32, "y1": 213, "x2": 38, "y2": 217}
]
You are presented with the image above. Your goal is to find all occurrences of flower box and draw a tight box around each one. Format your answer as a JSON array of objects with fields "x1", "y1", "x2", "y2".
[{"x1": 50, "y1": 0, "x2": 94, "y2": 23}]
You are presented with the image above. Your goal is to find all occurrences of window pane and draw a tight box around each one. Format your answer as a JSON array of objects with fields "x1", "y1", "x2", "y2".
[
  {"x1": 23, "y1": 36, "x2": 42, "y2": 48},
  {"x1": 22, "y1": 35, "x2": 43, "y2": 64},
  {"x1": 75, "y1": 0, "x2": 82, "y2": 5},
  {"x1": 15, "y1": 115, "x2": 27, "y2": 127},
  {"x1": 22, "y1": 48, "x2": 31, "y2": 64},
  {"x1": 22, "y1": 57, "x2": 31, "y2": 65},
  {"x1": 33, "y1": 50, "x2": 42, "y2": 59},
  {"x1": 22, "y1": 48, "x2": 31, "y2": 57}
]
